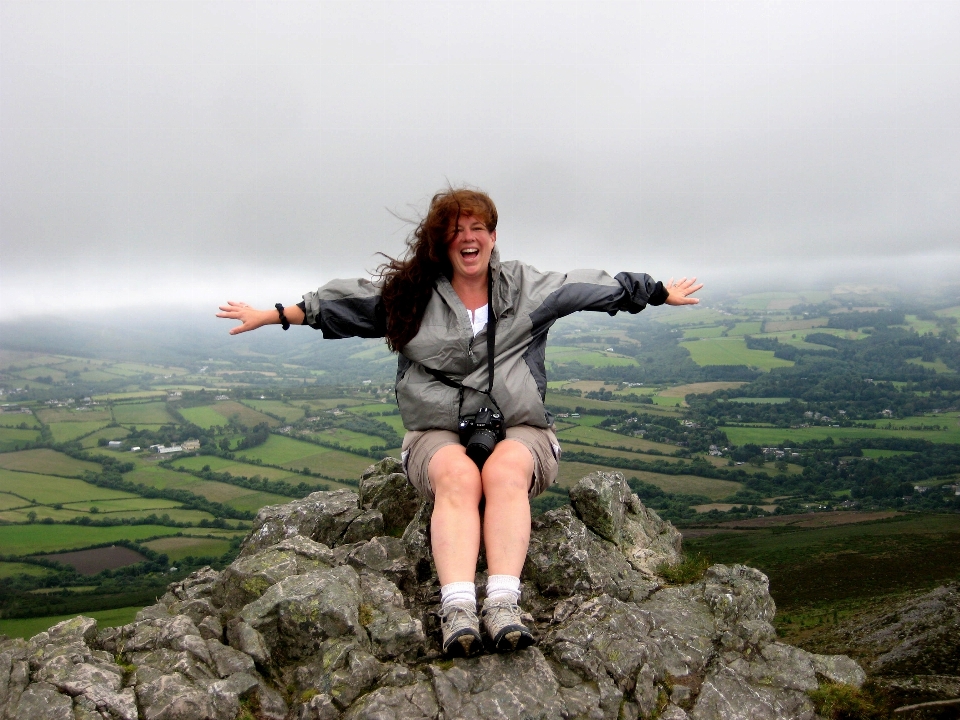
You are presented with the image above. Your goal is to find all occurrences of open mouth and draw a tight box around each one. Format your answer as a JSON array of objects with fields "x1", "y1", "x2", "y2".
[{"x1": 461, "y1": 248, "x2": 479, "y2": 258}]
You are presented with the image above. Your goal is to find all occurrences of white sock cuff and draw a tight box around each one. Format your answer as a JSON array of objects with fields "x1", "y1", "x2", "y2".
[
  {"x1": 440, "y1": 581, "x2": 477, "y2": 610},
  {"x1": 486, "y1": 574, "x2": 521, "y2": 604}
]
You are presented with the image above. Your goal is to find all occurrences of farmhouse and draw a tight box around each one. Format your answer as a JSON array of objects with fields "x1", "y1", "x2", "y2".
[{"x1": 181, "y1": 439, "x2": 201, "y2": 451}]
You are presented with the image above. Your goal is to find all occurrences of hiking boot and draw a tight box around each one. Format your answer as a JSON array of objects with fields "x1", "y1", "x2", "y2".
[
  {"x1": 439, "y1": 602, "x2": 482, "y2": 657},
  {"x1": 481, "y1": 600, "x2": 534, "y2": 652}
]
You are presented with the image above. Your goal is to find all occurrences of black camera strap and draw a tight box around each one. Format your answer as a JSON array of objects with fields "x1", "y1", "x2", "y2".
[{"x1": 422, "y1": 272, "x2": 500, "y2": 415}]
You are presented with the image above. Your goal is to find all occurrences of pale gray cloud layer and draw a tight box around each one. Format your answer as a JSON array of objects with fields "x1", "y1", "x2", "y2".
[{"x1": 2, "y1": 0, "x2": 958, "y2": 319}]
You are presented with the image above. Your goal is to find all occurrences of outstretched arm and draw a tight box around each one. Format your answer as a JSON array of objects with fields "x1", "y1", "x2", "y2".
[
  {"x1": 663, "y1": 277, "x2": 703, "y2": 306},
  {"x1": 216, "y1": 301, "x2": 306, "y2": 335}
]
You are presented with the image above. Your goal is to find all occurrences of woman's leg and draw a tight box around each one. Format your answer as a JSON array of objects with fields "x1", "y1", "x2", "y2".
[
  {"x1": 428, "y1": 444, "x2": 483, "y2": 585},
  {"x1": 480, "y1": 439, "x2": 534, "y2": 577}
]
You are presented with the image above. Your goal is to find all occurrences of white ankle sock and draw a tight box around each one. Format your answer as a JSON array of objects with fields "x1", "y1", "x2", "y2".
[
  {"x1": 440, "y1": 582, "x2": 476, "y2": 611},
  {"x1": 486, "y1": 574, "x2": 521, "y2": 604}
]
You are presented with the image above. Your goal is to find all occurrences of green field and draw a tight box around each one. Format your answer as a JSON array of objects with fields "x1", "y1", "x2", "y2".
[
  {"x1": 235, "y1": 434, "x2": 328, "y2": 465},
  {"x1": 242, "y1": 400, "x2": 306, "y2": 422},
  {"x1": 171, "y1": 455, "x2": 303, "y2": 482},
  {"x1": 685, "y1": 513, "x2": 960, "y2": 610},
  {"x1": 210, "y1": 401, "x2": 278, "y2": 428},
  {"x1": 0, "y1": 524, "x2": 185, "y2": 555},
  {"x1": 0, "y1": 449, "x2": 101, "y2": 477},
  {"x1": 141, "y1": 536, "x2": 232, "y2": 561},
  {"x1": 0, "y1": 427, "x2": 43, "y2": 451},
  {"x1": 0, "y1": 413, "x2": 40, "y2": 428},
  {"x1": 37, "y1": 408, "x2": 111, "y2": 424},
  {"x1": 80, "y1": 426, "x2": 131, "y2": 448},
  {"x1": 307, "y1": 427, "x2": 391, "y2": 451},
  {"x1": 178, "y1": 406, "x2": 228, "y2": 429},
  {"x1": 48, "y1": 421, "x2": 110, "y2": 443},
  {"x1": 545, "y1": 391, "x2": 647, "y2": 413},
  {"x1": 682, "y1": 326, "x2": 726, "y2": 339},
  {"x1": 555, "y1": 461, "x2": 741, "y2": 499},
  {"x1": 556, "y1": 424, "x2": 678, "y2": 454},
  {"x1": 124, "y1": 464, "x2": 291, "y2": 512},
  {"x1": 0, "y1": 468, "x2": 135, "y2": 505},
  {"x1": 546, "y1": 347, "x2": 638, "y2": 367},
  {"x1": 723, "y1": 423, "x2": 960, "y2": 446},
  {"x1": 0, "y1": 606, "x2": 141, "y2": 640},
  {"x1": 681, "y1": 337, "x2": 794, "y2": 370},
  {"x1": 906, "y1": 357, "x2": 953, "y2": 373},
  {"x1": 112, "y1": 401, "x2": 177, "y2": 425},
  {"x1": 0, "y1": 561, "x2": 55, "y2": 578}
]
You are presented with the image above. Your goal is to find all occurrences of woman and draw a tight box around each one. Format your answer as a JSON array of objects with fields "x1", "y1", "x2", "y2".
[{"x1": 218, "y1": 188, "x2": 701, "y2": 657}]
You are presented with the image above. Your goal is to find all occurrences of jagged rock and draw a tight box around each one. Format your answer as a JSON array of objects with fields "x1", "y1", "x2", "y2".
[
  {"x1": 198, "y1": 615, "x2": 223, "y2": 641},
  {"x1": 428, "y1": 649, "x2": 573, "y2": 719},
  {"x1": 205, "y1": 639, "x2": 255, "y2": 678},
  {"x1": 359, "y1": 457, "x2": 421, "y2": 537},
  {"x1": 690, "y1": 664, "x2": 817, "y2": 720},
  {"x1": 225, "y1": 620, "x2": 270, "y2": 667},
  {"x1": 0, "y1": 464, "x2": 870, "y2": 720},
  {"x1": 213, "y1": 535, "x2": 335, "y2": 615},
  {"x1": 859, "y1": 583, "x2": 959, "y2": 676},
  {"x1": 240, "y1": 565, "x2": 367, "y2": 663},
  {"x1": 359, "y1": 572, "x2": 426, "y2": 660},
  {"x1": 809, "y1": 653, "x2": 866, "y2": 687},
  {"x1": 569, "y1": 471, "x2": 683, "y2": 576},
  {"x1": 241, "y1": 490, "x2": 384, "y2": 556},
  {"x1": 526, "y1": 505, "x2": 658, "y2": 602},
  {"x1": 13, "y1": 681, "x2": 73, "y2": 720}
]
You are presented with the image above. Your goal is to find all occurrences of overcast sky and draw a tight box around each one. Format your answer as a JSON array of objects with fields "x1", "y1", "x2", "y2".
[{"x1": 2, "y1": 0, "x2": 959, "y2": 321}]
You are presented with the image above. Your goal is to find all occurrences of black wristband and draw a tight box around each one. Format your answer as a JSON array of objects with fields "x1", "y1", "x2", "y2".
[
  {"x1": 275, "y1": 303, "x2": 290, "y2": 330},
  {"x1": 648, "y1": 281, "x2": 668, "y2": 306}
]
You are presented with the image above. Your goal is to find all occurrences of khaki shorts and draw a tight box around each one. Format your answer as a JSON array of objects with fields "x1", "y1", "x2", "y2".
[{"x1": 401, "y1": 425, "x2": 561, "y2": 501}]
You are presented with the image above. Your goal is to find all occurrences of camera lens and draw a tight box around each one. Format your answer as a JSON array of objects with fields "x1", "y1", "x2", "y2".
[{"x1": 465, "y1": 428, "x2": 499, "y2": 469}]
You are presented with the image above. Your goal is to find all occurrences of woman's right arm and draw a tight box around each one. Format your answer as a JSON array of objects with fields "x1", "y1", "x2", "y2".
[
  {"x1": 218, "y1": 278, "x2": 385, "y2": 338},
  {"x1": 216, "y1": 301, "x2": 306, "y2": 335}
]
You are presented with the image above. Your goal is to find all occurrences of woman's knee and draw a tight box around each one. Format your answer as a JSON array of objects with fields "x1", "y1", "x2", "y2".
[
  {"x1": 429, "y1": 445, "x2": 483, "y2": 502},
  {"x1": 481, "y1": 440, "x2": 534, "y2": 497}
]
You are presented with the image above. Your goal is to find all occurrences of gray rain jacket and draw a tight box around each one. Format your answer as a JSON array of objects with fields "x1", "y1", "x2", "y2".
[{"x1": 301, "y1": 248, "x2": 667, "y2": 433}]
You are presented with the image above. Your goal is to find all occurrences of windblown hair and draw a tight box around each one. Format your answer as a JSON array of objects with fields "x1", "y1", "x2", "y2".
[{"x1": 379, "y1": 188, "x2": 498, "y2": 352}]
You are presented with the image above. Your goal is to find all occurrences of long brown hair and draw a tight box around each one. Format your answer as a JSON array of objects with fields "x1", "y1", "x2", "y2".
[{"x1": 379, "y1": 188, "x2": 498, "y2": 352}]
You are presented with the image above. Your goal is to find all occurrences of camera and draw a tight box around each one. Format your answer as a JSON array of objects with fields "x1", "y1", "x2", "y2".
[{"x1": 458, "y1": 407, "x2": 505, "y2": 470}]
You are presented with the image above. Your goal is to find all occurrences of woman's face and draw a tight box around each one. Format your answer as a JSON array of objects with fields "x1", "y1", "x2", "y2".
[{"x1": 447, "y1": 213, "x2": 496, "y2": 283}]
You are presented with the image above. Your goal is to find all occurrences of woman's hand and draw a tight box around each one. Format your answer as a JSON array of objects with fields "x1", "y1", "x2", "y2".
[
  {"x1": 664, "y1": 277, "x2": 703, "y2": 306},
  {"x1": 216, "y1": 301, "x2": 277, "y2": 335}
]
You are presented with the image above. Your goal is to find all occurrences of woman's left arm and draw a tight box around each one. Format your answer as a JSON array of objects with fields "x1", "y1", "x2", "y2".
[{"x1": 217, "y1": 302, "x2": 306, "y2": 335}]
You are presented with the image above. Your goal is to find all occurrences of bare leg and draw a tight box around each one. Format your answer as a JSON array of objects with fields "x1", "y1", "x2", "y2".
[
  {"x1": 428, "y1": 444, "x2": 483, "y2": 586},
  {"x1": 480, "y1": 440, "x2": 534, "y2": 577}
]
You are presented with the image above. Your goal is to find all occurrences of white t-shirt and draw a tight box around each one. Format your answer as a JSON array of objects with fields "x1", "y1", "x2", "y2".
[{"x1": 468, "y1": 304, "x2": 488, "y2": 337}]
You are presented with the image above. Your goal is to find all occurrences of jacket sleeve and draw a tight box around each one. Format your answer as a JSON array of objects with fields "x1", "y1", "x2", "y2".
[
  {"x1": 301, "y1": 278, "x2": 387, "y2": 339},
  {"x1": 525, "y1": 267, "x2": 667, "y2": 327}
]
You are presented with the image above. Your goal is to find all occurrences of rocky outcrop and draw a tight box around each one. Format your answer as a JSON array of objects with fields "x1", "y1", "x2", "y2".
[
  {"x1": 0, "y1": 461, "x2": 864, "y2": 719},
  {"x1": 821, "y1": 582, "x2": 960, "y2": 711}
]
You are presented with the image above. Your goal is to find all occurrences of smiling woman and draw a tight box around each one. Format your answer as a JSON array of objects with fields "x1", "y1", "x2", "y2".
[{"x1": 216, "y1": 186, "x2": 701, "y2": 658}]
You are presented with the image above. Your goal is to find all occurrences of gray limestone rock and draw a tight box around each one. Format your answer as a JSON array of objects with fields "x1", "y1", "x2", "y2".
[
  {"x1": 809, "y1": 652, "x2": 867, "y2": 688},
  {"x1": 213, "y1": 535, "x2": 335, "y2": 614},
  {"x1": 690, "y1": 664, "x2": 817, "y2": 720},
  {"x1": 240, "y1": 490, "x2": 382, "y2": 556},
  {"x1": 569, "y1": 471, "x2": 683, "y2": 576},
  {"x1": 205, "y1": 639, "x2": 255, "y2": 678},
  {"x1": 527, "y1": 505, "x2": 658, "y2": 603},
  {"x1": 13, "y1": 682, "x2": 73, "y2": 720},
  {"x1": 359, "y1": 457, "x2": 421, "y2": 538},
  {"x1": 340, "y1": 680, "x2": 439, "y2": 720},
  {"x1": 197, "y1": 615, "x2": 223, "y2": 642},
  {"x1": 427, "y1": 649, "x2": 573, "y2": 719},
  {"x1": 240, "y1": 565, "x2": 366, "y2": 663},
  {"x1": 298, "y1": 692, "x2": 339, "y2": 720},
  {"x1": 225, "y1": 620, "x2": 270, "y2": 668},
  {"x1": 359, "y1": 571, "x2": 426, "y2": 661}
]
